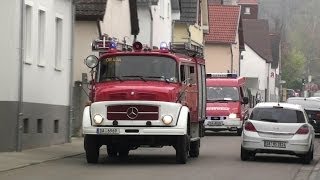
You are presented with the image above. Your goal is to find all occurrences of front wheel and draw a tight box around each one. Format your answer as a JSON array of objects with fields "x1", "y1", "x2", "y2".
[
  {"x1": 189, "y1": 139, "x2": 200, "y2": 158},
  {"x1": 84, "y1": 135, "x2": 100, "y2": 163},
  {"x1": 175, "y1": 135, "x2": 189, "y2": 164}
]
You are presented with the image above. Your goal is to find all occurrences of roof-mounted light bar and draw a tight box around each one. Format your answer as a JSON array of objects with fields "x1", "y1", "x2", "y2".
[{"x1": 206, "y1": 73, "x2": 238, "y2": 79}]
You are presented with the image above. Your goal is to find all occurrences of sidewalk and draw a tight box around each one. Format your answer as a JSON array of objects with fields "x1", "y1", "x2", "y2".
[{"x1": 0, "y1": 137, "x2": 84, "y2": 172}]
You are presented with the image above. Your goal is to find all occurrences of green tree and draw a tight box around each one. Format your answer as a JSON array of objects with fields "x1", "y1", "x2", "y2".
[{"x1": 281, "y1": 48, "x2": 306, "y2": 89}]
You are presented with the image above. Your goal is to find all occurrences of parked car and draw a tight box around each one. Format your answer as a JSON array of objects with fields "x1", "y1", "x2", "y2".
[
  {"x1": 241, "y1": 102, "x2": 315, "y2": 164},
  {"x1": 287, "y1": 97, "x2": 320, "y2": 133}
]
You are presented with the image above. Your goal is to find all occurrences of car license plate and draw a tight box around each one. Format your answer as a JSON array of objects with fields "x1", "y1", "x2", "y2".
[
  {"x1": 207, "y1": 121, "x2": 223, "y2": 126},
  {"x1": 264, "y1": 141, "x2": 286, "y2": 148},
  {"x1": 97, "y1": 128, "x2": 120, "y2": 134}
]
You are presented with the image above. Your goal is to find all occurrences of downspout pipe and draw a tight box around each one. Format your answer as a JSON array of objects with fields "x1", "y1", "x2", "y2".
[
  {"x1": 148, "y1": 3, "x2": 153, "y2": 47},
  {"x1": 230, "y1": 44, "x2": 234, "y2": 73},
  {"x1": 17, "y1": 0, "x2": 25, "y2": 152},
  {"x1": 68, "y1": 0, "x2": 75, "y2": 142}
]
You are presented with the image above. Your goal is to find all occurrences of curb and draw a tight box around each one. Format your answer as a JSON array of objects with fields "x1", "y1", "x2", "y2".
[
  {"x1": 0, "y1": 153, "x2": 84, "y2": 173},
  {"x1": 309, "y1": 157, "x2": 320, "y2": 180}
]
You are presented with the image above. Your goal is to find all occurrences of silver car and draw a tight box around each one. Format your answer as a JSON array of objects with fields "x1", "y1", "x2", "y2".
[{"x1": 241, "y1": 102, "x2": 315, "y2": 164}]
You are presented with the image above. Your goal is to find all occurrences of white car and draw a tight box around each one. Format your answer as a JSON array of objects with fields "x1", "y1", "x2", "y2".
[{"x1": 241, "y1": 102, "x2": 315, "y2": 164}]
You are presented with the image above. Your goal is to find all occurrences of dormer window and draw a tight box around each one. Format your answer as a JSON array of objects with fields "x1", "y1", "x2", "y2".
[{"x1": 245, "y1": 7, "x2": 251, "y2": 15}]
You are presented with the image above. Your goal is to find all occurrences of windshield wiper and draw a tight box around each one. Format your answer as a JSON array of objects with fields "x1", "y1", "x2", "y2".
[
  {"x1": 260, "y1": 118, "x2": 278, "y2": 123},
  {"x1": 208, "y1": 99, "x2": 234, "y2": 102},
  {"x1": 144, "y1": 76, "x2": 170, "y2": 83},
  {"x1": 102, "y1": 76, "x2": 123, "y2": 82},
  {"x1": 122, "y1": 75, "x2": 147, "y2": 82}
]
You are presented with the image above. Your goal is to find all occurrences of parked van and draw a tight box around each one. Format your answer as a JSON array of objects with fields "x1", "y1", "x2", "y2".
[{"x1": 205, "y1": 73, "x2": 249, "y2": 135}]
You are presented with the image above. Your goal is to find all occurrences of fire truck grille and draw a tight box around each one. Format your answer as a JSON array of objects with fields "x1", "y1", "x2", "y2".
[{"x1": 107, "y1": 105, "x2": 159, "y2": 120}]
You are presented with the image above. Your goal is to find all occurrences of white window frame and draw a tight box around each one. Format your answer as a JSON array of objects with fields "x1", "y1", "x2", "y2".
[
  {"x1": 24, "y1": 2, "x2": 33, "y2": 64},
  {"x1": 54, "y1": 15, "x2": 63, "y2": 71},
  {"x1": 160, "y1": 0, "x2": 165, "y2": 19},
  {"x1": 37, "y1": 7, "x2": 46, "y2": 67}
]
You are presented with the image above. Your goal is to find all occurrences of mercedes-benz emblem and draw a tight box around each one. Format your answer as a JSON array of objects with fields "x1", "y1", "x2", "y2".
[{"x1": 127, "y1": 107, "x2": 139, "y2": 119}]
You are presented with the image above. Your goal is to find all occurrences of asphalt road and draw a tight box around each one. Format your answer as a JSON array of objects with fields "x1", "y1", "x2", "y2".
[{"x1": 0, "y1": 132, "x2": 319, "y2": 180}]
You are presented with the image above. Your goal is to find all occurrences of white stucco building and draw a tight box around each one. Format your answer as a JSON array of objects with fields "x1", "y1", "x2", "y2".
[
  {"x1": 0, "y1": 0, "x2": 73, "y2": 152},
  {"x1": 240, "y1": 19, "x2": 274, "y2": 102},
  {"x1": 137, "y1": 0, "x2": 179, "y2": 47}
]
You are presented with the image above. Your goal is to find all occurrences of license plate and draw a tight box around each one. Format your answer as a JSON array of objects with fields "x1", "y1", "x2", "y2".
[
  {"x1": 264, "y1": 141, "x2": 286, "y2": 148},
  {"x1": 97, "y1": 128, "x2": 120, "y2": 134},
  {"x1": 207, "y1": 121, "x2": 223, "y2": 126}
]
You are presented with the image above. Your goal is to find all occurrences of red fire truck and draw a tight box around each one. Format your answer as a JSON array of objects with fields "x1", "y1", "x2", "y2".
[
  {"x1": 82, "y1": 36, "x2": 206, "y2": 164},
  {"x1": 205, "y1": 73, "x2": 249, "y2": 135}
]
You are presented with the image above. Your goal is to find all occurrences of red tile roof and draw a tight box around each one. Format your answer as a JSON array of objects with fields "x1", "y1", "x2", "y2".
[
  {"x1": 205, "y1": 5, "x2": 241, "y2": 44},
  {"x1": 237, "y1": 0, "x2": 258, "y2": 4}
]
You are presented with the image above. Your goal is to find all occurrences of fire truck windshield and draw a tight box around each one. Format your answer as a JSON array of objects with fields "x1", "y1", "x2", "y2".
[
  {"x1": 207, "y1": 87, "x2": 240, "y2": 101},
  {"x1": 98, "y1": 56, "x2": 178, "y2": 83}
]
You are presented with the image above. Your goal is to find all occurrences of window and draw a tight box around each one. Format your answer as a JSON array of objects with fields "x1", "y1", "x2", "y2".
[
  {"x1": 99, "y1": 56, "x2": 178, "y2": 83},
  {"x1": 245, "y1": 7, "x2": 251, "y2": 15},
  {"x1": 207, "y1": 87, "x2": 240, "y2": 101},
  {"x1": 250, "y1": 108, "x2": 306, "y2": 123},
  {"x1": 24, "y1": 4, "x2": 33, "y2": 64},
  {"x1": 23, "y1": 118, "x2": 29, "y2": 133},
  {"x1": 54, "y1": 120, "x2": 59, "y2": 133},
  {"x1": 180, "y1": 65, "x2": 196, "y2": 84},
  {"x1": 37, "y1": 119, "x2": 43, "y2": 133},
  {"x1": 160, "y1": 0, "x2": 165, "y2": 18},
  {"x1": 167, "y1": 2, "x2": 170, "y2": 19},
  {"x1": 55, "y1": 17, "x2": 63, "y2": 70},
  {"x1": 38, "y1": 10, "x2": 46, "y2": 66},
  {"x1": 180, "y1": 65, "x2": 186, "y2": 82}
]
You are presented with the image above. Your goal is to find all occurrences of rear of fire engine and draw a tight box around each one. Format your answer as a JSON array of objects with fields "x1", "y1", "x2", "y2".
[{"x1": 82, "y1": 37, "x2": 206, "y2": 164}]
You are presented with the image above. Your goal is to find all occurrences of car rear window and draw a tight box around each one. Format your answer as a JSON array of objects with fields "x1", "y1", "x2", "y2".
[{"x1": 250, "y1": 107, "x2": 306, "y2": 123}]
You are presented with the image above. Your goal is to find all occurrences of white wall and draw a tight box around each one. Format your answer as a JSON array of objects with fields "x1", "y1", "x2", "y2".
[
  {"x1": 22, "y1": 0, "x2": 72, "y2": 106},
  {"x1": 0, "y1": 0, "x2": 20, "y2": 101},
  {"x1": 137, "y1": 5, "x2": 151, "y2": 45},
  {"x1": 240, "y1": 44, "x2": 269, "y2": 100},
  {"x1": 137, "y1": 0, "x2": 172, "y2": 47},
  {"x1": 152, "y1": 0, "x2": 172, "y2": 46},
  {"x1": 102, "y1": 0, "x2": 132, "y2": 44}
]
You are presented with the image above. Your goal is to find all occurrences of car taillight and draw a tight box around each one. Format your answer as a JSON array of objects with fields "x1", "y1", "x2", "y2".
[
  {"x1": 244, "y1": 121, "x2": 257, "y2": 132},
  {"x1": 295, "y1": 125, "x2": 309, "y2": 135}
]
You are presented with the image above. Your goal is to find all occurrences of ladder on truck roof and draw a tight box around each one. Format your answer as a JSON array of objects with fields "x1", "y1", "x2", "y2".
[{"x1": 170, "y1": 42, "x2": 204, "y2": 58}]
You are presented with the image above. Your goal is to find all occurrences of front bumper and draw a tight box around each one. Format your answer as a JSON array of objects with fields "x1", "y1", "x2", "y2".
[
  {"x1": 204, "y1": 118, "x2": 242, "y2": 130},
  {"x1": 83, "y1": 126, "x2": 186, "y2": 136},
  {"x1": 242, "y1": 131, "x2": 311, "y2": 155}
]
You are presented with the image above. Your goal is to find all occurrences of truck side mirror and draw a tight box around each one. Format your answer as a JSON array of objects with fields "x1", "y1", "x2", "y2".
[{"x1": 243, "y1": 97, "x2": 249, "y2": 104}]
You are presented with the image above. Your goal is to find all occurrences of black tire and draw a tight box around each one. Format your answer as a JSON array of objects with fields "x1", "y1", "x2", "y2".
[
  {"x1": 189, "y1": 139, "x2": 200, "y2": 158},
  {"x1": 240, "y1": 146, "x2": 251, "y2": 161},
  {"x1": 176, "y1": 135, "x2": 189, "y2": 164},
  {"x1": 301, "y1": 146, "x2": 313, "y2": 164},
  {"x1": 107, "y1": 145, "x2": 118, "y2": 157},
  {"x1": 237, "y1": 128, "x2": 243, "y2": 136},
  {"x1": 84, "y1": 135, "x2": 100, "y2": 164}
]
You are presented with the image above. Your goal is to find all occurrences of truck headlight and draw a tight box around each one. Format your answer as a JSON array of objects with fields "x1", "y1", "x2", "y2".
[
  {"x1": 162, "y1": 115, "x2": 173, "y2": 125},
  {"x1": 93, "y1": 114, "x2": 104, "y2": 124},
  {"x1": 228, "y1": 113, "x2": 237, "y2": 119},
  {"x1": 85, "y1": 55, "x2": 99, "y2": 68}
]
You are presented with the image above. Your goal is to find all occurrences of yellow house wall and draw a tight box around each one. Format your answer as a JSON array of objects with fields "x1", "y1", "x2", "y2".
[
  {"x1": 189, "y1": 25, "x2": 203, "y2": 45},
  {"x1": 205, "y1": 44, "x2": 232, "y2": 73},
  {"x1": 173, "y1": 23, "x2": 189, "y2": 43}
]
